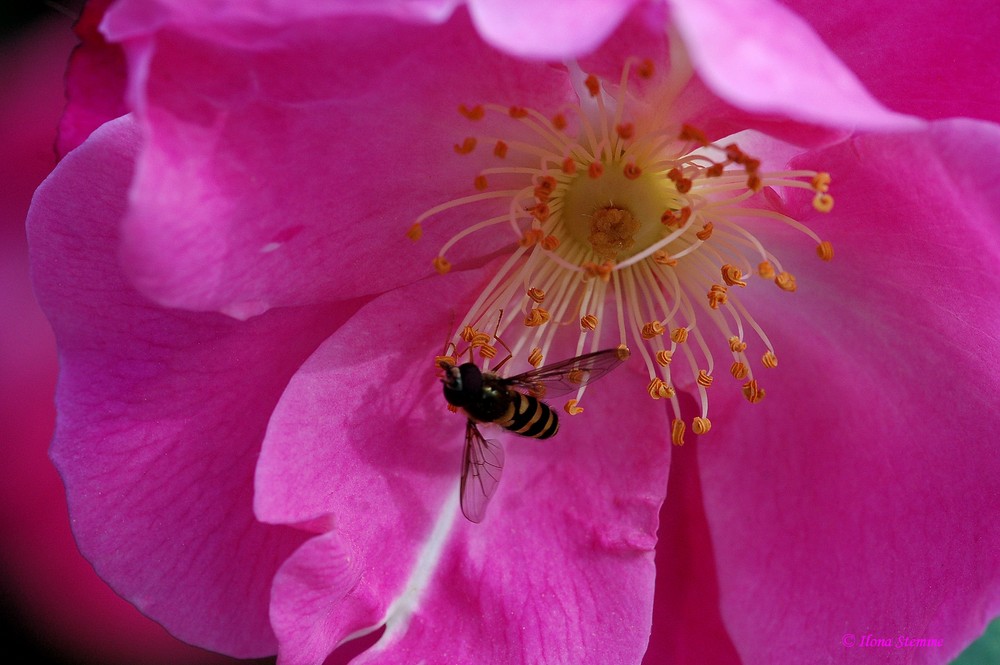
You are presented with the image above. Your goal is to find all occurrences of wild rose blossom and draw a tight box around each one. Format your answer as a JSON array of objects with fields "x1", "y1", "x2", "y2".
[{"x1": 29, "y1": 1, "x2": 1000, "y2": 664}]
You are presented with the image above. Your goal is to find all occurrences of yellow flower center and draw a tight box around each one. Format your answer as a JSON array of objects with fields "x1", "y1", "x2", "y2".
[{"x1": 410, "y1": 57, "x2": 834, "y2": 444}]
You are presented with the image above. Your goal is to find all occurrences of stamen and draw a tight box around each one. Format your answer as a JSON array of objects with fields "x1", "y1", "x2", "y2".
[
  {"x1": 528, "y1": 347, "x2": 544, "y2": 367},
  {"x1": 433, "y1": 256, "x2": 451, "y2": 274},
  {"x1": 416, "y1": 58, "x2": 833, "y2": 434},
  {"x1": 671, "y1": 419, "x2": 686, "y2": 446},
  {"x1": 454, "y1": 137, "x2": 476, "y2": 154},
  {"x1": 458, "y1": 104, "x2": 484, "y2": 120},
  {"x1": 692, "y1": 417, "x2": 712, "y2": 435},
  {"x1": 775, "y1": 272, "x2": 797, "y2": 292},
  {"x1": 816, "y1": 240, "x2": 834, "y2": 261},
  {"x1": 524, "y1": 307, "x2": 551, "y2": 326},
  {"x1": 527, "y1": 287, "x2": 546, "y2": 303}
]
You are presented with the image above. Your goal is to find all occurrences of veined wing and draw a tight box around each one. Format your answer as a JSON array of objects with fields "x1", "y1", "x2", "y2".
[
  {"x1": 504, "y1": 348, "x2": 627, "y2": 399},
  {"x1": 459, "y1": 420, "x2": 505, "y2": 523}
]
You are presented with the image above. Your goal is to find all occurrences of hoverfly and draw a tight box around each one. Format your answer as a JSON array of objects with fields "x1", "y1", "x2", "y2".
[{"x1": 438, "y1": 343, "x2": 627, "y2": 522}]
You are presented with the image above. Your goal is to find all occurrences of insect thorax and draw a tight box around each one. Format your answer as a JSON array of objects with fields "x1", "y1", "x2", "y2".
[{"x1": 464, "y1": 373, "x2": 513, "y2": 422}]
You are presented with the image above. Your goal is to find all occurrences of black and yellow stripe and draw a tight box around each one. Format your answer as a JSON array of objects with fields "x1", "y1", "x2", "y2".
[{"x1": 495, "y1": 391, "x2": 559, "y2": 439}]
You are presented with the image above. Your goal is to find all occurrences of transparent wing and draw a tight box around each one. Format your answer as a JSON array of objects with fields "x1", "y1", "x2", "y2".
[
  {"x1": 504, "y1": 348, "x2": 627, "y2": 399},
  {"x1": 459, "y1": 420, "x2": 505, "y2": 523}
]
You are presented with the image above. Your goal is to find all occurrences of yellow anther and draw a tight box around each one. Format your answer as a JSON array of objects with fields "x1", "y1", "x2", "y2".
[
  {"x1": 641, "y1": 321, "x2": 665, "y2": 339},
  {"x1": 728, "y1": 336, "x2": 747, "y2": 352},
  {"x1": 524, "y1": 307, "x2": 551, "y2": 327},
  {"x1": 433, "y1": 256, "x2": 451, "y2": 274},
  {"x1": 721, "y1": 264, "x2": 746, "y2": 287},
  {"x1": 775, "y1": 271, "x2": 797, "y2": 292},
  {"x1": 564, "y1": 399, "x2": 584, "y2": 415},
  {"x1": 458, "y1": 104, "x2": 484, "y2": 120},
  {"x1": 615, "y1": 344, "x2": 631, "y2": 361},
  {"x1": 816, "y1": 240, "x2": 834, "y2": 261},
  {"x1": 623, "y1": 163, "x2": 642, "y2": 180},
  {"x1": 435, "y1": 355, "x2": 456, "y2": 369},
  {"x1": 526, "y1": 287, "x2": 545, "y2": 303},
  {"x1": 671, "y1": 419, "x2": 686, "y2": 446},
  {"x1": 758, "y1": 261, "x2": 776, "y2": 279},
  {"x1": 527, "y1": 347, "x2": 543, "y2": 367},
  {"x1": 670, "y1": 327, "x2": 689, "y2": 343},
  {"x1": 762, "y1": 350, "x2": 778, "y2": 368},
  {"x1": 696, "y1": 222, "x2": 714, "y2": 241},
  {"x1": 697, "y1": 370, "x2": 714, "y2": 387},
  {"x1": 468, "y1": 331, "x2": 491, "y2": 348},
  {"x1": 812, "y1": 192, "x2": 835, "y2": 212},
  {"x1": 655, "y1": 350, "x2": 673, "y2": 367},
  {"x1": 730, "y1": 361, "x2": 749, "y2": 379},
  {"x1": 519, "y1": 229, "x2": 544, "y2": 247},
  {"x1": 692, "y1": 417, "x2": 712, "y2": 435},
  {"x1": 707, "y1": 284, "x2": 728, "y2": 309},
  {"x1": 562, "y1": 157, "x2": 577, "y2": 174},
  {"x1": 567, "y1": 369, "x2": 585, "y2": 385},
  {"x1": 478, "y1": 343, "x2": 497, "y2": 360},
  {"x1": 453, "y1": 137, "x2": 476, "y2": 154},
  {"x1": 679, "y1": 123, "x2": 708, "y2": 146},
  {"x1": 406, "y1": 223, "x2": 423, "y2": 242},
  {"x1": 660, "y1": 206, "x2": 692, "y2": 228},
  {"x1": 582, "y1": 261, "x2": 614, "y2": 282},
  {"x1": 460, "y1": 326, "x2": 477, "y2": 342},
  {"x1": 653, "y1": 251, "x2": 678, "y2": 266},
  {"x1": 742, "y1": 379, "x2": 766, "y2": 404},
  {"x1": 811, "y1": 172, "x2": 831, "y2": 192},
  {"x1": 529, "y1": 203, "x2": 550, "y2": 222},
  {"x1": 533, "y1": 175, "x2": 557, "y2": 199},
  {"x1": 647, "y1": 377, "x2": 675, "y2": 399},
  {"x1": 541, "y1": 235, "x2": 560, "y2": 251},
  {"x1": 580, "y1": 314, "x2": 599, "y2": 331}
]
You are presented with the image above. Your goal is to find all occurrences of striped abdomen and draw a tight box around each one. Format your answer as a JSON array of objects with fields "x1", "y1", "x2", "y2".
[{"x1": 494, "y1": 391, "x2": 559, "y2": 439}]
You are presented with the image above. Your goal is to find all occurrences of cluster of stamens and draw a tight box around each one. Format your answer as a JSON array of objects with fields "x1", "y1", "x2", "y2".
[{"x1": 411, "y1": 57, "x2": 834, "y2": 445}]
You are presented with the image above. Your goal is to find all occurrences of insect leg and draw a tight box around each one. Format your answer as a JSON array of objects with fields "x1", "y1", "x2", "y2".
[{"x1": 490, "y1": 309, "x2": 514, "y2": 371}]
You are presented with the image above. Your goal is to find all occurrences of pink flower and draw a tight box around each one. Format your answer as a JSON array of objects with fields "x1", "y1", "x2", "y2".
[
  {"x1": 29, "y1": 1, "x2": 1000, "y2": 664},
  {"x1": 1, "y1": 13, "x2": 247, "y2": 665}
]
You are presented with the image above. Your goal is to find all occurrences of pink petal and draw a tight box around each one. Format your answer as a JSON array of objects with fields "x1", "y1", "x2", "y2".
[
  {"x1": 668, "y1": 0, "x2": 921, "y2": 131},
  {"x1": 466, "y1": 0, "x2": 642, "y2": 59},
  {"x1": 6, "y1": 19, "x2": 247, "y2": 664},
  {"x1": 354, "y1": 364, "x2": 668, "y2": 664},
  {"x1": 258, "y1": 276, "x2": 460, "y2": 662},
  {"x1": 101, "y1": 9, "x2": 572, "y2": 317},
  {"x1": 28, "y1": 115, "x2": 354, "y2": 657},
  {"x1": 258, "y1": 273, "x2": 670, "y2": 663},
  {"x1": 783, "y1": 0, "x2": 1000, "y2": 124},
  {"x1": 58, "y1": 0, "x2": 128, "y2": 157},
  {"x1": 269, "y1": 530, "x2": 373, "y2": 665},
  {"x1": 644, "y1": 395, "x2": 741, "y2": 664},
  {"x1": 101, "y1": 0, "x2": 460, "y2": 37},
  {"x1": 700, "y1": 118, "x2": 1000, "y2": 663}
]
